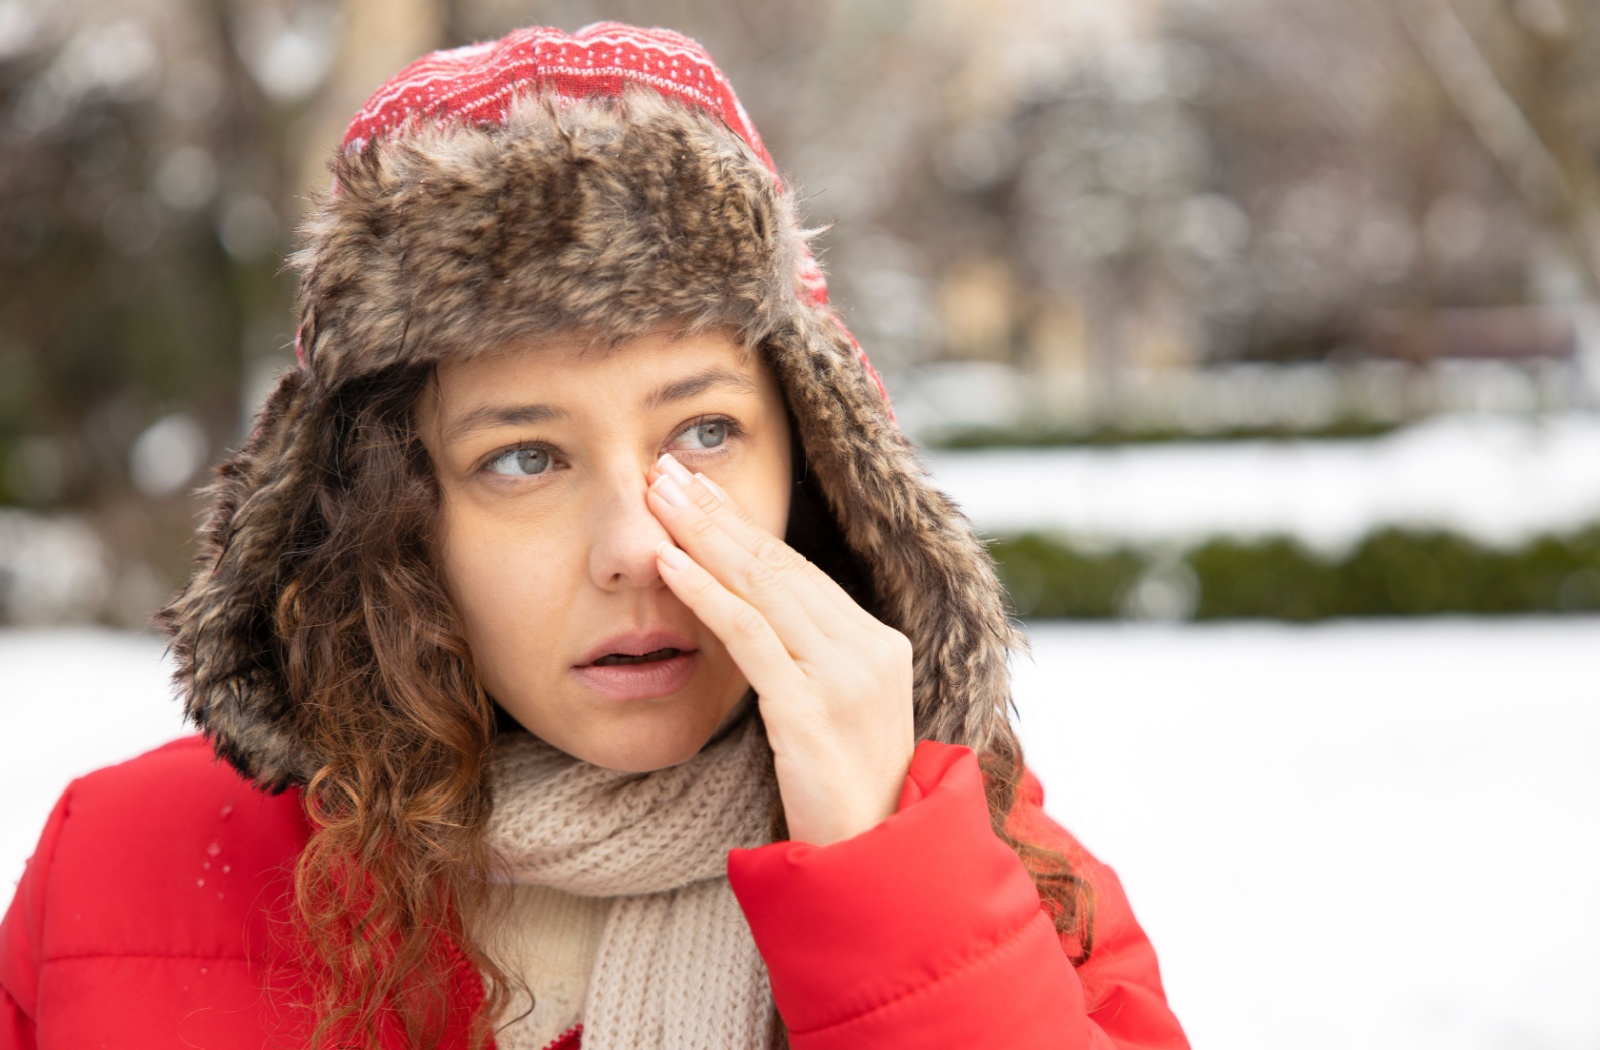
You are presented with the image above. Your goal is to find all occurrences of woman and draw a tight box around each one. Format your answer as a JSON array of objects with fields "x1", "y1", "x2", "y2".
[{"x1": 0, "y1": 22, "x2": 1188, "y2": 1050}]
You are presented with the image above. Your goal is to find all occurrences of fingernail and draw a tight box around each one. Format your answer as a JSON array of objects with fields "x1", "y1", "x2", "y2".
[
  {"x1": 695, "y1": 473, "x2": 729, "y2": 503},
  {"x1": 651, "y1": 473, "x2": 689, "y2": 507},
  {"x1": 657, "y1": 453, "x2": 693, "y2": 486},
  {"x1": 656, "y1": 540, "x2": 691, "y2": 570}
]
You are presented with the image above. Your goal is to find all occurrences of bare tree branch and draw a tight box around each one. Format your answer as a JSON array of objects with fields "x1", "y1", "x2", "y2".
[{"x1": 1387, "y1": 0, "x2": 1600, "y2": 296}]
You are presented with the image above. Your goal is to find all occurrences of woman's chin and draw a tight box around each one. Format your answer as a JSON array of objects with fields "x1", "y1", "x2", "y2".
[
  {"x1": 562, "y1": 721, "x2": 716, "y2": 772},
  {"x1": 496, "y1": 695, "x2": 730, "y2": 772}
]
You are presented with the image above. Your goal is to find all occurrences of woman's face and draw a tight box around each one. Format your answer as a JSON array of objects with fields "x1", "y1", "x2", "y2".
[{"x1": 417, "y1": 326, "x2": 792, "y2": 772}]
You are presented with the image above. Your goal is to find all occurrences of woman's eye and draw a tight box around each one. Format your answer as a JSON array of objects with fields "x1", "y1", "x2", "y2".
[
  {"x1": 485, "y1": 447, "x2": 551, "y2": 477},
  {"x1": 673, "y1": 421, "x2": 728, "y2": 452}
]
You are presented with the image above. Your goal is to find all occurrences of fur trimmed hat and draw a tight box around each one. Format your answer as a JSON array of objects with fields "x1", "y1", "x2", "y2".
[{"x1": 162, "y1": 22, "x2": 1024, "y2": 791}]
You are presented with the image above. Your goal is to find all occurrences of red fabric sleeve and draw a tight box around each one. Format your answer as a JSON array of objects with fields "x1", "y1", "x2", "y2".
[
  {"x1": 726, "y1": 740, "x2": 1188, "y2": 1050},
  {"x1": 0, "y1": 786, "x2": 69, "y2": 1050}
]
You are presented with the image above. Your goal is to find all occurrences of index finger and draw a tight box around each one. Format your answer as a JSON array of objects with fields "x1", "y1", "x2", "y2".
[{"x1": 649, "y1": 456, "x2": 872, "y2": 632}]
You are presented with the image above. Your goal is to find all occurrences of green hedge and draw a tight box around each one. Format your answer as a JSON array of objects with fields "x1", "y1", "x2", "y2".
[
  {"x1": 932, "y1": 418, "x2": 1400, "y2": 449},
  {"x1": 988, "y1": 526, "x2": 1600, "y2": 620}
]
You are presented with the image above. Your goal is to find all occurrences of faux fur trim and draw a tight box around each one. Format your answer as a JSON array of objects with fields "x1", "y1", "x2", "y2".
[
  {"x1": 293, "y1": 88, "x2": 802, "y2": 379},
  {"x1": 162, "y1": 85, "x2": 1023, "y2": 791}
]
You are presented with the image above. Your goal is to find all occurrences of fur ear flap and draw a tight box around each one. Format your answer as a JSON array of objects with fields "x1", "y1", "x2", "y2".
[
  {"x1": 159, "y1": 367, "x2": 325, "y2": 792},
  {"x1": 763, "y1": 313, "x2": 1026, "y2": 756}
]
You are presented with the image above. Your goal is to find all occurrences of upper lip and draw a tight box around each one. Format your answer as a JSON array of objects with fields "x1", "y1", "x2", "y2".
[{"x1": 576, "y1": 629, "x2": 698, "y2": 667}]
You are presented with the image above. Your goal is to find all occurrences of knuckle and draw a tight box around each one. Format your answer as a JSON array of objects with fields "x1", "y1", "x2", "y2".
[
  {"x1": 740, "y1": 557, "x2": 780, "y2": 593},
  {"x1": 731, "y1": 605, "x2": 768, "y2": 638},
  {"x1": 689, "y1": 483, "x2": 722, "y2": 513},
  {"x1": 751, "y1": 535, "x2": 800, "y2": 573},
  {"x1": 683, "y1": 513, "x2": 719, "y2": 543},
  {"x1": 882, "y1": 627, "x2": 913, "y2": 660}
]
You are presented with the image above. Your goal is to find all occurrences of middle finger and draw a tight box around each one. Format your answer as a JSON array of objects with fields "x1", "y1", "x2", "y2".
[
  {"x1": 645, "y1": 465, "x2": 847, "y2": 651},
  {"x1": 650, "y1": 455, "x2": 873, "y2": 630}
]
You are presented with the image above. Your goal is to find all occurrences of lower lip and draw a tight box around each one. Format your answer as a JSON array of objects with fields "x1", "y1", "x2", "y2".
[{"x1": 570, "y1": 651, "x2": 700, "y2": 702}]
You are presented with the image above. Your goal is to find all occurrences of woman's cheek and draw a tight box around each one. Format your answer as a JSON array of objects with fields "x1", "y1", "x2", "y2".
[
  {"x1": 731, "y1": 461, "x2": 792, "y2": 541},
  {"x1": 439, "y1": 502, "x2": 547, "y2": 663}
]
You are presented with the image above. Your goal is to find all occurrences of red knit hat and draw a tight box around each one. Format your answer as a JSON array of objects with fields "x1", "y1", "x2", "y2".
[{"x1": 343, "y1": 26, "x2": 779, "y2": 188}]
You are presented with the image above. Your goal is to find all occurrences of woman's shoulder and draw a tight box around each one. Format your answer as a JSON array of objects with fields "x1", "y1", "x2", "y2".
[
  {"x1": 65, "y1": 733, "x2": 253, "y2": 795},
  {"x1": 6, "y1": 735, "x2": 311, "y2": 964},
  {"x1": 50, "y1": 734, "x2": 311, "y2": 863},
  {"x1": 2, "y1": 738, "x2": 319, "y2": 1040}
]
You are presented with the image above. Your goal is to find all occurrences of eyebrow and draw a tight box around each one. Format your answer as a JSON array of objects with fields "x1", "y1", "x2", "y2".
[
  {"x1": 442, "y1": 402, "x2": 570, "y2": 445},
  {"x1": 644, "y1": 365, "x2": 758, "y2": 410},
  {"x1": 441, "y1": 365, "x2": 760, "y2": 445}
]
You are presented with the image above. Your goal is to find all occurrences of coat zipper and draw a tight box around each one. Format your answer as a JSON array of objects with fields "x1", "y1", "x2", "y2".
[{"x1": 541, "y1": 1023, "x2": 582, "y2": 1050}]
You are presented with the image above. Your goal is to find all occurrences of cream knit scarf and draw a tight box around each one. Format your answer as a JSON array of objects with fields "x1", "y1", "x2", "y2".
[{"x1": 483, "y1": 703, "x2": 782, "y2": 1050}]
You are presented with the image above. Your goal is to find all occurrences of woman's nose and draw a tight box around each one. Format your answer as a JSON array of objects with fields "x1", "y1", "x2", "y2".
[{"x1": 587, "y1": 466, "x2": 672, "y2": 590}]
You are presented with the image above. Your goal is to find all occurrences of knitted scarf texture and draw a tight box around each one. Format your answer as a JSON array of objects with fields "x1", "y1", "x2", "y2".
[{"x1": 483, "y1": 701, "x2": 781, "y2": 1049}]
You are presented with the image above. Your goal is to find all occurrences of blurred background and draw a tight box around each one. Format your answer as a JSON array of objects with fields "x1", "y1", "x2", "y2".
[
  {"x1": 2, "y1": 0, "x2": 1600, "y2": 622},
  {"x1": 1, "y1": 0, "x2": 1596, "y2": 1047}
]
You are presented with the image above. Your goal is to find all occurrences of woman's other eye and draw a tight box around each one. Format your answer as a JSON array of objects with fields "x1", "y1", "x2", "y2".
[
  {"x1": 485, "y1": 447, "x2": 552, "y2": 477},
  {"x1": 670, "y1": 419, "x2": 732, "y2": 453}
]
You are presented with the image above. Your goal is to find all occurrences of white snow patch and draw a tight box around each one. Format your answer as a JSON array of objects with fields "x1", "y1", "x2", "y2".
[
  {"x1": 0, "y1": 511, "x2": 113, "y2": 623},
  {"x1": 2, "y1": 621, "x2": 1596, "y2": 1050},
  {"x1": 0, "y1": 628, "x2": 186, "y2": 892},
  {"x1": 1011, "y1": 617, "x2": 1600, "y2": 1050},
  {"x1": 922, "y1": 412, "x2": 1600, "y2": 553}
]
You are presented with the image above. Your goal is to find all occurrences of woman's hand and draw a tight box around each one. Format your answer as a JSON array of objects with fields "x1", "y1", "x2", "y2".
[{"x1": 646, "y1": 453, "x2": 915, "y2": 846}]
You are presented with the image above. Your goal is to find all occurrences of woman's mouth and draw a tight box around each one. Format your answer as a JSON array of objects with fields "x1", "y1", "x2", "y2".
[
  {"x1": 572, "y1": 647, "x2": 700, "y2": 701},
  {"x1": 591, "y1": 647, "x2": 683, "y2": 666}
]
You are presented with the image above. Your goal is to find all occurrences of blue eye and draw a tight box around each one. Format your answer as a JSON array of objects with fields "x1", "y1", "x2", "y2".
[
  {"x1": 486, "y1": 447, "x2": 551, "y2": 477},
  {"x1": 675, "y1": 421, "x2": 728, "y2": 451}
]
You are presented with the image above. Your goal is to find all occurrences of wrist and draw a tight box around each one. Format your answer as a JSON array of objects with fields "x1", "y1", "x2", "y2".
[{"x1": 780, "y1": 750, "x2": 910, "y2": 846}]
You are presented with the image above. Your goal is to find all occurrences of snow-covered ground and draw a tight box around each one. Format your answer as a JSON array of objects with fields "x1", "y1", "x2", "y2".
[
  {"x1": 1008, "y1": 618, "x2": 1599, "y2": 1050},
  {"x1": 923, "y1": 412, "x2": 1600, "y2": 553},
  {"x1": 2, "y1": 620, "x2": 1596, "y2": 1049}
]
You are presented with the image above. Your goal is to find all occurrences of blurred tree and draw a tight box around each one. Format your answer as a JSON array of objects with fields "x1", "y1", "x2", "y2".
[
  {"x1": 290, "y1": 0, "x2": 441, "y2": 221},
  {"x1": 0, "y1": 0, "x2": 333, "y2": 621},
  {"x1": 1384, "y1": 0, "x2": 1600, "y2": 298},
  {"x1": 1164, "y1": 0, "x2": 1598, "y2": 367}
]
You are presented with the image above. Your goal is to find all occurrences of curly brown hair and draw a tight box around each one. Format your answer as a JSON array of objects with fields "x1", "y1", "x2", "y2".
[
  {"x1": 257, "y1": 361, "x2": 507, "y2": 1048},
  {"x1": 203, "y1": 355, "x2": 1092, "y2": 1048}
]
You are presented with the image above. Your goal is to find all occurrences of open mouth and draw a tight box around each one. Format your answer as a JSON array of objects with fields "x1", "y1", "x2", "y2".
[
  {"x1": 573, "y1": 645, "x2": 700, "y2": 702},
  {"x1": 591, "y1": 647, "x2": 684, "y2": 667}
]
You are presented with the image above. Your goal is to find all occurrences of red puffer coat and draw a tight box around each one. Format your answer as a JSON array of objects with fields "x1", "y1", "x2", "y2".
[{"x1": 0, "y1": 735, "x2": 1186, "y2": 1049}]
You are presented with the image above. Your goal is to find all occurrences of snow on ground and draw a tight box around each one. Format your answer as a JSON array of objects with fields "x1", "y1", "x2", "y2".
[
  {"x1": 3, "y1": 620, "x2": 1597, "y2": 1049},
  {"x1": 1010, "y1": 618, "x2": 1600, "y2": 1050},
  {"x1": 0, "y1": 629, "x2": 189, "y2": 887},
  {"x1": 922, "y1": 412, "x2": 1600, "y2": 553}
]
